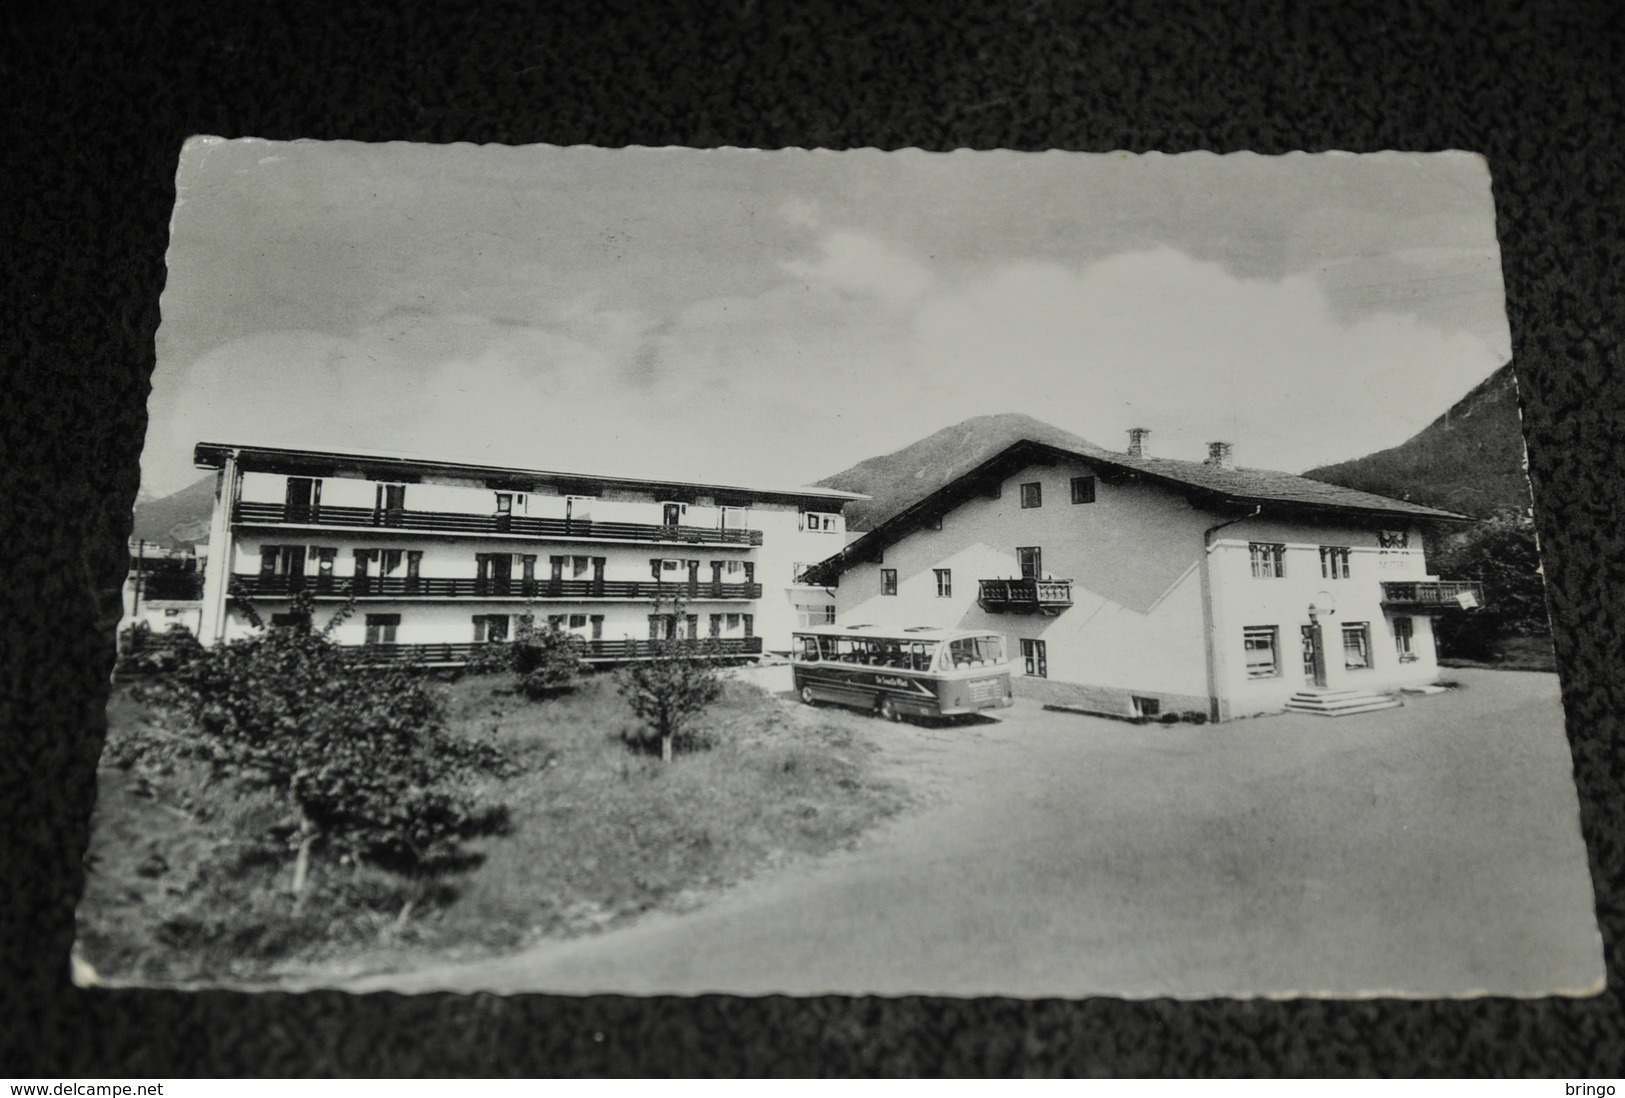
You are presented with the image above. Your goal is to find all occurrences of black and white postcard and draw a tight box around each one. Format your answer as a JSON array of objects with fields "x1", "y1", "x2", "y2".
[{"x1": 80, "y1": 140, "x2": 1602, "y2": 998}]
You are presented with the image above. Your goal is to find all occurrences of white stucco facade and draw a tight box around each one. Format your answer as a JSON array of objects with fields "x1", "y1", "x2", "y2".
[
  {"x1": 195, "y1": 444, "x2": 862, "y2": 659},
  {"x1": 823, "y1": 451, "x2": 1463, "y2": 721}
]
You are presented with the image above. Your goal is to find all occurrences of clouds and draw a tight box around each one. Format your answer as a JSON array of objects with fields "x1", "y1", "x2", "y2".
[{"x1": 142, "y1": 144, "x2": 1511, "y2": 496}]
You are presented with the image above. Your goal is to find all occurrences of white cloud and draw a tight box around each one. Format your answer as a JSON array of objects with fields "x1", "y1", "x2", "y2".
[
  {"x1": 781, "y1": 230, "x2": 937, "y2": 307},
  {"x1": 144, "y1": 243, "x2": 1506, "y2": 498}
]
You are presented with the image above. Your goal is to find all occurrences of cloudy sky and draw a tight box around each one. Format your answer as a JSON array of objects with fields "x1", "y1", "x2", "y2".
[{"x1": 143, "y1": 141, "x2": 1511, "y2": 497}]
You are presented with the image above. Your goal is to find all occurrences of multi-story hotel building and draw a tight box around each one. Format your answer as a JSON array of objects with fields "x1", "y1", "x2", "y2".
[
  {"x1": 192, "y1": 442, "x2": 863, "y2": 662},
  {"x1": 802, "y1": 434, "x2": 1485, "y2": 721}
]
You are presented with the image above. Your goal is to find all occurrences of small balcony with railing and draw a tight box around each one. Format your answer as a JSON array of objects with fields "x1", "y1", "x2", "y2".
[
  {"x1": 233, "y1": 501, "x2": 764, "y2": 547},
  {"x1": 229, "y1": 575, "x2": 763, "y2": 602},
  {"x1": 1379, "y1": 580, "x2": 1485, "y2": 611},
  {"x1": 977, "y1": 577, "x2": 1074, "y2": 615}
]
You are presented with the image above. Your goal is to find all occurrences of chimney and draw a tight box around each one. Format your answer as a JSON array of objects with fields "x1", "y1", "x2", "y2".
[
  {"x1": 1126, "y1": 427, "x2": 1150, "y2": 458},
  {"x1": 1205, "y1": 441, "x2": 1235, "y2": 469}
]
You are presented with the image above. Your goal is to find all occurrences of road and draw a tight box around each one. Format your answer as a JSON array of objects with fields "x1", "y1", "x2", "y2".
[{"x1": 344, "y1": 667, "x2": 1602, "y2": 998}]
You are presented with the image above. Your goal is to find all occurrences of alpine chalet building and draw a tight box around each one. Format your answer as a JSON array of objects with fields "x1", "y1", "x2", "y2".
[
  {"x1": 801, "y1": 433, "x2": 1484, "y2": 721},
  {"x1": 192, "y1": 442, "x2": 863, "y2": 661}
]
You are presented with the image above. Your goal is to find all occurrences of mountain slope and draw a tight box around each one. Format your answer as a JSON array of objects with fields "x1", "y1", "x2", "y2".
[
  {"x1": 813, "y1": 413, "x2": 1107, "y2": 531},
  {"x1": 1301, "y1": 364, "x2": 1528, "y2": 519},
  {"x1": 130, "y1": 474, "x2": 216, "y2": 547}
]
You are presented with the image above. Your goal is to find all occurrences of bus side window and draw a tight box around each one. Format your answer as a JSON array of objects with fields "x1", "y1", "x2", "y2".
[
  {"x1": 799, "y1": 636, "x2": 819, "y2": 661},
  {"x1": 819, "y1": 636, "x2": 840, "y2": 661}
]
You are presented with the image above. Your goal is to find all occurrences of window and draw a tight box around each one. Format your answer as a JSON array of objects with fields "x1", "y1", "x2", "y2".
[
  {"x1": 473, "y1": 614, "x2": 510, "y2": 643},
  {"x1": 795, "y1": 604, "x2": 836, "y2": 628},
  {"x1": 565, "y1": 494, "x2": 594, "y2": 521},
  {"x1": 1020, "y1": 638, "x2": 1047, "y2": 678},
  {"x1": 1017, "y1": 546, "x2": 1042, "y2": 580},
  {"x1": 1378, "y1": 530, "x2": 1410, "y2": 552},
  {"x1": 802, "y1": 511, "x2": 840, "y2": 533},
  {"x1": 568, "y1": 614, "x2": 588, "y2": 629},
  {"x1": 1394, "y1": 617, "x2": 1416, "y2": 662},
  {"x1": 285, "y1": 477, "x2": 321, "y2": 518},
  {"x1": 1020, "y1": 481, "x2": 1043, "y2": 508},
  {"x1": 495, "y1": 493, "x2": 512, "y2": 515},
  {"x1": 881, "y1": 568, "x2": 898, "y2": 596},
  {"x1": 950, "y1": 635, "x2": 1005, "y2": 667},
  {"x1": 719, "y1": 506, "x2": 749, "y2": 530},
  {"x1": 1132, "y1": 696, "x2": 1160, "y2": 718},
  {"x1": 377, "y1": 483, "x2": 406, "y2": 521},
  {"x1": 1249, "y1": 542, "x2": 1286, "y2": 578},
  {"x1": 1319, "y1": 545, "x2": 1351, "y2": 579},
  {"x1": 572, "y1": 555, "x2": 592, "y2": 578},
  {"x1": 661, "y1": 502, "x2": 686, "y2": 525},
  {"x1": 1070, "y1": 476, "x2": 1097, "y2": 504},
  {"x1": 1342, "y1": 622, "x2": 1371, "y2": 670},
  {"x1": 364, "y1": 613, "x2": 400, "y2": 645},
  {"x1": 314, "y1": 547, "x2": 337, "y2": 577},
  {"x1": 934, "y1": 568, "x2": 952, "y2": 597},
  {"x1": 797, "y1": 634, "x2": 821, "y2": 661},
  {"x1": 1244, "y1": 626, "x2": 1280, "y2": 678},
  {"x1": 1301, "y1": 624, "x2": 1317, "y2": 677},
  {"x1": 725, "y1": 613, "x2": 741, "y2": 632}
]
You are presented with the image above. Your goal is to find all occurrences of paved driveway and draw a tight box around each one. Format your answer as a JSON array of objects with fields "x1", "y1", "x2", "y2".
[{"x1": 347, "y1": 668, "x2": 1601, "y2": 998}]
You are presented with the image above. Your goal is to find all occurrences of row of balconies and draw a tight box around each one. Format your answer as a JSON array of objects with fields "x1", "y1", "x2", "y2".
[
  {"x1": 234, "y1": 501, "x2": 764, "y2": 546},
  {"x1": 339, "y1": 636, "x2": 764, "y2": 666},
  {"x1": 972, "y1": 577, "x2": 1485, "y2": 615},
  {"x1": 229, "y1": 575, "x2": 763, "y2": 601}
]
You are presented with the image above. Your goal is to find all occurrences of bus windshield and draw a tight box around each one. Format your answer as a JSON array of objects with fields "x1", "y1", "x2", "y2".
[{"x1": 942, "y1": 634, "x2": 1006, "y2": 669}]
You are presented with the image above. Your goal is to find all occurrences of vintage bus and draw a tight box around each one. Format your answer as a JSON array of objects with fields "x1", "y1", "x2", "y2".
[{"x1": 790, "y1": 625, "x2": 1015, "y2": 722}]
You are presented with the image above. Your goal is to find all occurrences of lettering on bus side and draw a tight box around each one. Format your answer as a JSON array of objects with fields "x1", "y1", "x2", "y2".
[{"x1": 874, "y1": 676, "x2": 911, "y2": 689}]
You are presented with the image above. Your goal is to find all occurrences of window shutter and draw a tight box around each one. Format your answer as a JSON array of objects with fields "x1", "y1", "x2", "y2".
[
  {"x1": 743, "y1": 614, "x2": 754, "y2": 637},
  {"x1": 651, "y1": 558, "x2": 662, "y2": 579},
  {"x1": 649, "y1": 615, "x2": 660, "y2": 640}
]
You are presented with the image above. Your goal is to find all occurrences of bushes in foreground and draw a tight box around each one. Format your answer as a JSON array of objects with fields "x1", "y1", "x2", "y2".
[{"x1": 115, "y1": 593, "x2": 512, "y2": 906}]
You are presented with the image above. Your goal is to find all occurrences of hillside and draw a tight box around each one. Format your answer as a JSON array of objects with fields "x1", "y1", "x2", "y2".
[
  {"x1": 130, "y1": 475, "x2": 215, "y2": 547},
  {"x1": 812, "y1": 413, "x2": 1109, "y2": 531},
  {"x1": 1301, "y1": 364, "x2": 1528, "y2": 519}
]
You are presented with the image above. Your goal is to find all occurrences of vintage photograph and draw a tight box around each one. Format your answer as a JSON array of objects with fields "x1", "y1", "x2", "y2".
[{"x1": 79, "y1": 140, "x2": 1602, "y2": 998}]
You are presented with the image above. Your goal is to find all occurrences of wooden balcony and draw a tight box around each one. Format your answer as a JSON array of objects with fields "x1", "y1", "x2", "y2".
[
  {"x1": 1380, "y1": 580, "x2": 1485, "y2": 611},
  {"x1": 342, "y1": 636, "x2": 764, "y2": 666},
  {"x1": 234, "y1": 501, "x2": 764, "y2": 547},
  {"x1": 230, "y1": 575, "x2": 762, "y2": 601},
  {"x1": 977, "y1": 578, "x2": 1074, "y2": 614}
]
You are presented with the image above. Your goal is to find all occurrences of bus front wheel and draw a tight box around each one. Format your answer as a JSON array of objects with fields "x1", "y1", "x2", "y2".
[
  {"x1": 799, "y1": 684, "x2": 818, "y2": 706},
  {"x1": 878, "y1": 696, "x2": 902, "y2": 722}
]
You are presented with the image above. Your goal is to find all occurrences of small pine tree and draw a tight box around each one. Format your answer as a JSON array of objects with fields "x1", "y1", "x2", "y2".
[{"x1": 616, "y1": 592, "x2": 724, "y2": 762}]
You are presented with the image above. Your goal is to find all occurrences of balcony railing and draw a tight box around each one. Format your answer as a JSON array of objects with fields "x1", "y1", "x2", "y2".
[
  {"x1": 234, "y1": 501, "x2": 763, "y2": 546},
  {"x1": 341, "y1": 636, "x2": 764, "y2": 665},
  {"x1": 134, "y1": 572, "x2": 207, "y2": 601},
  {"x1": 229, "y1": 575, "x2": 762, "y2": 601},
  {"x1": 1380, "y1": 580, "x2": 1485, "y2": 610},
  {"x1": 977, "y1": 578, "x2": 1074, "y2": 614}
]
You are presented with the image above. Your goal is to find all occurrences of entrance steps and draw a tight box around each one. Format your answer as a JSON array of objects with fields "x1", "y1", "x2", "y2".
[{"x1": 1284, "y1": 688, "x2": 1403, "y2": 717}]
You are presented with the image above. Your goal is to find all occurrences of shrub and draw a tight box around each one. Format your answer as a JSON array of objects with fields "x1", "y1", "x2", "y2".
[
  {"x1": 463, "y1": 616, "x2": 585, "y2": 698},
  {"x1": 129, "y1": 591, "x2": 512, "y2": 902},
  {"x1": 1431, "y1": 510, "x2": 1550, "y2": 660}
]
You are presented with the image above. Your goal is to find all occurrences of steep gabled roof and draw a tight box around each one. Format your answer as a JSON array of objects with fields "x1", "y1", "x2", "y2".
[{"x1": 801, "y1": 439, "x2": 1473, "y2": 584}]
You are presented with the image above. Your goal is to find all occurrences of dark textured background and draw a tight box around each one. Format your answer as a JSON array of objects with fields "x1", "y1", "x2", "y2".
[{"x1": 4, "y1": 0, "x2": 1624, "y2": 1077}]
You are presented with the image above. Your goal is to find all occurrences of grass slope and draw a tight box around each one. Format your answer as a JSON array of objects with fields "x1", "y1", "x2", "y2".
[{"x1": 78, "y1": 672, "x2": 907, "y2": 985}]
